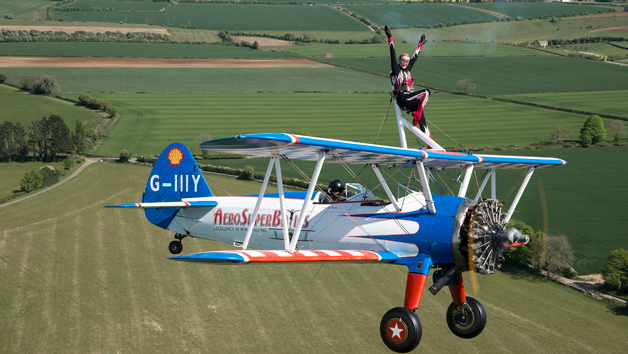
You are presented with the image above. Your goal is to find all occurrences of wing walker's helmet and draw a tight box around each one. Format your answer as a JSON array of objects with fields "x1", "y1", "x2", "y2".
[{"x1": 328, "y1": 179, "x2": 345, "y2": 194}]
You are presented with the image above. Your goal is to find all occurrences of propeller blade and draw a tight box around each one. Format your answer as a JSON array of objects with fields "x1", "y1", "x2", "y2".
[{"x1": 467, "y1": 211, "x2": 481, "y2": 294}]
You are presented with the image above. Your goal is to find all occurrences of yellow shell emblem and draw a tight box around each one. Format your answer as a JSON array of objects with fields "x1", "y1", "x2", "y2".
[{"x1": 168, "y1": 148, "x2": 183, "y2": 165}]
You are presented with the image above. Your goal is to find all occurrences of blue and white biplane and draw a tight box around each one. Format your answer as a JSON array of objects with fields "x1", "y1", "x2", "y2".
[{"x1": 109, "y1": 110, "x2": 566, "y2": 352}]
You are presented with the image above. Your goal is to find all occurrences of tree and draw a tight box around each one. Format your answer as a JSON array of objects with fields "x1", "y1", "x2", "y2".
[
  {"x1": 0, "y1": 72, "x2": 7, "y2": 83},
  {"x1": 20, "y1": 170, "x2": 43, "y2": 192},
  {"x1": 252, "y1": 41, "x2": 259, "y2": 50},
  {"x1": 505, "y1": 220, "x2": 545, "y2": 267},
  {"x1": 602, "y1": 249, "x2": 628, "y2": 292},
  {"x1": 32, "y1": 75, "x2": 61, "y2": 94},
  {"x1": 71, "y1": 120, "x2": 86, "y2": 155},
  {"x1": 28, "y1": 117, "x2": 49, "y2": 161},
  {"x1": 608, "y1": 120, "x2": 627, "y2": 142},
  {"x1": 118, "y1": 149, "x2": 132, "y2": 162},
  {"x1": 238, "y1": 166, "x2": 255, "y2": 181},
  {"x1": 78, "y1": 93, "x2": 92, "y2": 105},
  {"x1": 455, "y1": 78, "x2": 476, "y2": 94},
  {"x1": 548, "y1": 123, "x2": 572, "y2": 143},
  {"x1": 20, "y1": 76, "x2": 38, "y2": 90},
  {"x1": 47, "y1": 115, "x2": 74, "y2": 162},
  {"x1": 579, "y1": 114, "x2": 606, "y2": 146},
  {"x1": 39, "y1": 165, "x2": 59, "y2": 188},
  {"x1": 0, "y1": 121, "x2": 28, "y2": 162},
  {"x1": 104, "y1": 105, "x2": 119, "y2": 117},
  {"x1": 532, "y1": 235, "x2": 575, "y2": 279}
]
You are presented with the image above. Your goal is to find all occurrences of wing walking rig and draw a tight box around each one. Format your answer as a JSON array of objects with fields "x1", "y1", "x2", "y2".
[{"x1": 108, "y1": 114, "x2": 566, "y2": 352}]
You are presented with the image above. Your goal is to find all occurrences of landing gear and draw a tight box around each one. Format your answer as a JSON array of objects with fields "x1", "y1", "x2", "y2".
[
  {"x1": 380, "y1": 307, "x2": 422, "y2": 353},
  {"x1": 168, "y1": 233, "x2": 187, "y2": 254},
  {"x1": 446, "y1": 297, "x2": 486, "y2": 339},
  {"x1": 169, "y1": 240, "x2": 182, "y2": 254}
]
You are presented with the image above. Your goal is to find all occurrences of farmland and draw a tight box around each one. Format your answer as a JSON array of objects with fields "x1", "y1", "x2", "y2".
[
  {"x1": 1, "y1": 161, "x2": 627, "y2": 353},
  {"x1": 501, "y1": 90, "x2": 628, "y2": 118},
  {"x1": 461, "y1": 2, "x2": 612, "y2": 19},
  {"x1": 91, "y1": 92, "x2": 596, "y2": 156},
  {"x1": 0, "y1": 42, "x2": 300, "y2": 59},
  {"x1": 56, "y1": 3, "x2": 370, "y2": 32},
  {"x1": 343, "y1": 4, "x2": 498, "y2": 26},
  {"x1": 325, "y1": 56, "x2": 628, "y2": 94},
  {"x1": 0, "y1": 0, "x2": 49, "y2": 21},
  {"x1": 0, "y1": 85, "x2": 97, "y2": 127}
]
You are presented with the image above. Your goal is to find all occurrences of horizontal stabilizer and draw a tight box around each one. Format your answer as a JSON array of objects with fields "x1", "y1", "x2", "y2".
[
  {"x1": 168, "y1": 250, "x2": 400, "y2": 264},
  {"x1": 106, "y1": 201, "x2": 217, "y2": 209}
]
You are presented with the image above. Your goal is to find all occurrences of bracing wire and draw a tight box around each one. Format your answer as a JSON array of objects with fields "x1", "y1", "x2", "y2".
[
  {"x1": 375, "y1": 96, "x2": 394, "y2": 145},
  {"x1": 426, "y1": 118, "x2": 470, "y2": 153}
]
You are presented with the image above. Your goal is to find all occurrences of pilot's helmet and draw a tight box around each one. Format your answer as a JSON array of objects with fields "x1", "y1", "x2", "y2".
[{"x1": 328, "y1": 179, "x2": 345, "y2": 194}]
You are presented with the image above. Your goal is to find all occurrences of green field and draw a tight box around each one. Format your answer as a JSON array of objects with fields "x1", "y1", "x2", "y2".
[
  {"x1": 462, "y1": 2, "x2": 612, "y2": 19},
  {"x1": 326, "y1": 56, "x2": 628, "y2": 94},
  {"x1": 56, "y1": 3, "x2": 370, "y2": 31},
  {"x1": 285, "y1": 42, "x2": 555, "y2": 59},
  {"x1": 501, "y1": 90, "x2": 628, "y2": 118},
  {"x1": 0, "y1": 161, "x2": 627, "y2": 353},
  {"x1": 344, "y1": 3, "x2": 500, "y2": 26},
  {"x1": 0, "y1": 66, "x2": 388, "y2": 94},
  {"x1": 90, "y1": 92, "x2": 599, "y2": 156},
  {"x1": 0, "y1": 0, "x2": 49, "y2": 21},
  {"x1": 0, "y1": 161, "x2": 69, "y2": 200},
  {"x1": 0, "y1": 84, "x2": 98, "y2": 127},
  {"x1": 0, "y1": 42, "x2": 301, "y2": 59}
]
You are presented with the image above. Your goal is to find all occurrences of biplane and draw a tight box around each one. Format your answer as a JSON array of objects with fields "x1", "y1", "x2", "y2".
[{"x1": 108, "y1": 105, "x2": 566, "y2": 352}]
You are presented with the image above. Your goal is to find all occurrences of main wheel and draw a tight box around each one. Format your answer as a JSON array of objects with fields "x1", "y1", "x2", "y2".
[
  {"x1": 169, "y1": 240, "x2": 183, "y2": 254},
  {"x1": 446, "y1": 297, "x2": 487, "y2": 339},
  {"x1": 380, "y1": 307, "x2": 422, "y2": 353}
]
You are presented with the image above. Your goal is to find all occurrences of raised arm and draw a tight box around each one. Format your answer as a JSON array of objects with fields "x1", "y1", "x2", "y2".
[
  {"x1": 385, "y1": 26, "x2": 400, "y2": 76},
  {"x1": 406, "y1": 34, "x2": 427, "y2": 72}
]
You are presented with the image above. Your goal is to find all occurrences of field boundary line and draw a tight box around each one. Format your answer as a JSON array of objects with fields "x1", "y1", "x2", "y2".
[{"x1": 449, "y1": 4, "x2": 509, "y2": 20}]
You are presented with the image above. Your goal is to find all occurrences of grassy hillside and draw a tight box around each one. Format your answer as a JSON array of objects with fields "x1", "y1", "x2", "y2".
[
  {"x1": 0, "y1": 0, "x2": 49, "y2": 21},
  {"x1": 461, "y1": 2, "x2": 612, "y2": 19},
  {"x1": 0, "y1": 67, "x2": 388, "y2": 94},
  {"x1": 0, "y1": 161, "x2": 68, "y2": 200},
  {"x1": 0, "y1": 161, "x2": 627, "y2": 353},
  {"x1": 90, "y1": 92, "x2": 596, "y2": 156},
  {"x1": 326, "y1": 56, "x2": 628, "y2": 94},
  {"x1": 0, "y1": 84, "x2": 98, "y2": 127}
]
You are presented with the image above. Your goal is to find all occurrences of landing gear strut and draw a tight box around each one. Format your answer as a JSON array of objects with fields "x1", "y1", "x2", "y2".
[{"x1": 169, "y1": 233, "x2": 187, "y2": 254}]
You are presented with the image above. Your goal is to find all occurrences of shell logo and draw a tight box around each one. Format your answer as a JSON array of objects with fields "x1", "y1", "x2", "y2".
[{"x1": 168, "y1": 148, "x2": 183, "y2": 165}]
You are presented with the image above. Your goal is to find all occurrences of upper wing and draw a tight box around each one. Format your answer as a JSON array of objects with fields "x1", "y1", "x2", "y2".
[
  {"x1": 200, "y1": 133, "x2": 566, "y2": 169},
  {"x1": 168, "y1": 249, "x2": 399, "y2": 264}
]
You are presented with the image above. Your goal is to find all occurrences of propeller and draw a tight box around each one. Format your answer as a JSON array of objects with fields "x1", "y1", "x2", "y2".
[{"x1": 537, "y1": 177, "x2": 549, "y2": 269}]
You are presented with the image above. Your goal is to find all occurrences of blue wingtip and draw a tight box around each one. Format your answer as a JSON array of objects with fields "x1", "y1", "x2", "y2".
[{"x1": 105, "y1": 203, "x2": 138, "y2": 208}]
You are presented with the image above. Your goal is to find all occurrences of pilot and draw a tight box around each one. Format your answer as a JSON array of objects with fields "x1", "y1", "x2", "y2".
[
  {"x1": 385, "y1": 25, "x2": 432, "y2": 140},
  {"x1": 321, "y1": 179, "x2": 345, "y2": 204}
]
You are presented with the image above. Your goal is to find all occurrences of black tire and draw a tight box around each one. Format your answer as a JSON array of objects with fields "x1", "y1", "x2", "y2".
[
  {"x1": 380, "y1": 307, "x2": 422, "y2": 353},
  {"x1": 169, "y1": 240, "x2": 182, "y2": 255},
  {"x1": 446, "y1": 297, "x2": 487, "y2": 339}
]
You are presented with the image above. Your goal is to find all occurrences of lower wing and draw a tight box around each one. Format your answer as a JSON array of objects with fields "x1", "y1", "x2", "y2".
[{"x1": 168, "y1": 250, "x2": 400, "y2": 264}]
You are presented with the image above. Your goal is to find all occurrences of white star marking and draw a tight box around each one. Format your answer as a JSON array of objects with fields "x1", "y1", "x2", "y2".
[{"x1": 390, "y1": 323, "x2": 404, "y2": 339}]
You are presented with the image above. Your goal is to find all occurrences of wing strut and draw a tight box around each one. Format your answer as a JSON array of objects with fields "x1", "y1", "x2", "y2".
[
  {"x1": 474, "y1": 169, "x2": 494, "y2": 202},
  {"x1": 458, "y1": 165, "x2": 474, "y2": 198},
  {"x1": 242, "y1": 157, "x2": 277, "y2": 250},
  {"x1": 394, "y1": 104, "x2": 444, "y2": 151},
  {"x1": 371, "y1": 164, "x2": 401, "y2": 212},
  {"x1": 288, "y1": 151, "x2": 326, "y2": 252},
  {"x1": 274, "y1": 156, "x2": 290, "y2": 251},
  {"x1": 417, "y1": 162, "x2": 435, "y2": 214},
  {"x1": 503, "y1": 167, "x2": 535, "y2": 225}
]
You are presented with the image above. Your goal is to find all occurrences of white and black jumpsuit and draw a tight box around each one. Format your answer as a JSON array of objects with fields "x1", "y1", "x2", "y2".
[{"x1": 389, "y1": 37, "x2": 431, "y2": 138}]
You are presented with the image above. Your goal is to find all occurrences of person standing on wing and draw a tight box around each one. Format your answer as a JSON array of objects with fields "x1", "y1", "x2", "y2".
[{"x1": 385, "y1": 26, "x2": 432, "y2": 140}]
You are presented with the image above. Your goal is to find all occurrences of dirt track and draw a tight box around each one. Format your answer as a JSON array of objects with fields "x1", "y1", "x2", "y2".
[
  {"x1": 0, "y1": 25, "x2": 171, "y2": 35},
  {"x1": 591, "y1": 26, "x2": 628, "y2": 33},
  {"x1": 562, "y1": 11, "x2": 628, "y2": 20},
  {"x1": 0, "y1": 57, "x2": 331, "y2": 68},
  {"x1": 232, "y1": 36, "x2": 292, "y2": 46}
]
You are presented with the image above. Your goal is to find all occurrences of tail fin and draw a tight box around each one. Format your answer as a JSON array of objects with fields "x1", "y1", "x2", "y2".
[{"x1": 143, "y1": 143, "x2": 212, "y2": 228}]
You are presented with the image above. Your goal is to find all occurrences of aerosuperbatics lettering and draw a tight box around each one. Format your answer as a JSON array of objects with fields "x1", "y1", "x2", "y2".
[{"x1": 213, "y1": 208, "x2": 309, "y2": 228}]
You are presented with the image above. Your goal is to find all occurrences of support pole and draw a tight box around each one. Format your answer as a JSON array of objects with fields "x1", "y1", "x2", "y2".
[
  {"x1": 417, "y1": 162, "x2": 435, "y2": 214},
  {"x1": 274, "y1": 157, "x2": 291, "y2": 251},
  {"x1": 491, "y1": 169, "x2": 497, "y2": 200},
  {"x1": 242, "y1": 158, "x2": 275, "y2": 250},
  {"x1": 288, "y1": 151, "x2": 326, "y2": 252},
  {"x1": 503, "y1": 167, "x2": 535, "y2": 225},
  {"x1": 404, "y1": 273, "x2": 428, "y2": 310},
  {"x1": 371, "y1": 164, "x2": 401, "y2": 212},
  {"x1": 458, "y1": 165, "x2": 474, "y2": 198},
  {"x1": 474, "y1": 169, "x2": 493, "y2": 202},
  {"x1": 448, "y1": 274, "x2": 467, "y2": 306},
  {"x1": 394, "y1": 104, "x2": 408, "y2": 149}
]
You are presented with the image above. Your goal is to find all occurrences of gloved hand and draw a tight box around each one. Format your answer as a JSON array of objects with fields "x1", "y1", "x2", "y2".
[
  {"x1": 420, "y1": 34, "x2": 426, "y2": 44},
  {"x1": 384, "y1": 26, "x2": 392, "y2": 39}
]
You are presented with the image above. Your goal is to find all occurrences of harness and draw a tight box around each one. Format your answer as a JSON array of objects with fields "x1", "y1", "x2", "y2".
[{"x1": 390, "y1": 70, "x2": 413, "y2": 98}]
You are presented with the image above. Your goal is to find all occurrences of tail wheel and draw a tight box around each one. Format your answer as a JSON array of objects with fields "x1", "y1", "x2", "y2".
[
  {"x1": 169, "y1": 240, "x2": 183, "y2": 254},
  {"x1": 380, "y1": 307, "x2": 422, "y2": 353},
  {"x1": 446, "y1": 297, "x2": 487, "y2": 339}
]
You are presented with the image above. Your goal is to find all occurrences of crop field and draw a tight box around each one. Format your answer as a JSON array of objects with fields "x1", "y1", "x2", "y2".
[
  {"x1": 0, "y1": 161, "x2": 68, "y2": 200},
  {"x1": 0, "y1": 0, "x2": 49, "y2": 20},
  {"x1": 0, "y1": 66, "x2": 388, "y2": 94},
  {"x1": 343, "y1": 4, "x2": 499, "y2": 27},
  {"x1": 501, "y1": 90, "x2": 628, "y2": 118},
  {"x1": 325, "y1": 56, "x2": 628, "y2": 94},
  {"x1": 0, "y1": 161, "x2": 627, "y2": 353},
  {"x1": 0, "y1": 42, "x2": 301, "y2": 59},
  {"x1": 90, "y1": 92, "x2": 596, "y2": 156},
  {"x1": 285, "y1": 42, "x2": 554, "y2": 59},
  {"x1": 56, "y1": 3, "x2": 370, "y2": 32},
  {"x1": 462, "y1": 2, "x2": 612, "y2": 19},
  {"x1": 0, "y1": 85, "x2": 98, "y2": 127}
]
